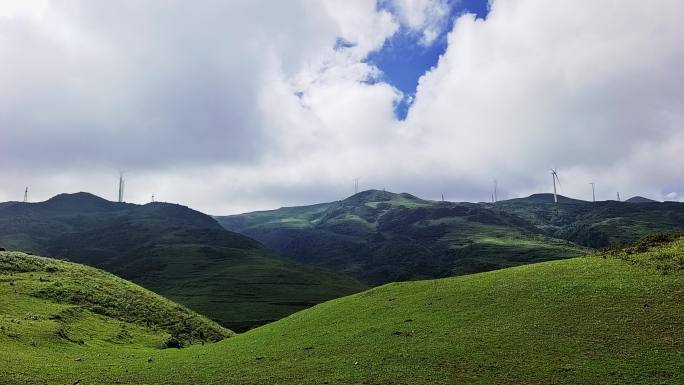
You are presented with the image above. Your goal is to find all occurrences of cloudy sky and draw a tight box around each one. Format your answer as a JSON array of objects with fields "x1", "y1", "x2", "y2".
[{"x1": 1, "y1": 0, "x2": 682, "y2": 214}]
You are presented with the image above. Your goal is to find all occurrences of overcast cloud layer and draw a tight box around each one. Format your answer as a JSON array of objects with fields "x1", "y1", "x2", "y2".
[{"x1": 1, "y1": 0, "x2": 683, "y2": 213}]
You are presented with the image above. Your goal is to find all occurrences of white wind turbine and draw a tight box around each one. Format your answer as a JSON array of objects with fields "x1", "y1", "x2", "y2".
[
  {"x1": 551, "y1": 169, "x2": 561, "y2": 204},
  {"x1": 117, "y1": 171, "x2": 125, "y2": 203}
]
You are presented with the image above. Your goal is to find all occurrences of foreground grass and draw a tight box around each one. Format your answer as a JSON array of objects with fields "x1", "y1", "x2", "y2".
[
  {"x1": 2, "y1": 239, "x2": 683, "y2": 384},
  {"x1": 0, "y1": 251, "x2": 231, "y2": 384}
]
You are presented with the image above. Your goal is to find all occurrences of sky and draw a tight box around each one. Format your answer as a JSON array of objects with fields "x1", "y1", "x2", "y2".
[
  {"x1": 368, "y1": 0, "x2": 489, "y2": 118},
  {"x1": 0, "y1": 0, "x2": 683, "y2": 214}
]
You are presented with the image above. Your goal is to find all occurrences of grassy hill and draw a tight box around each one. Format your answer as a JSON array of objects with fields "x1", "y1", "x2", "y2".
[
  {"x1": 0, "y1": 193, "x2": 366, "y2": 331},
  {"x1": 2, "y1": 236, "x2": 682, "y2": 384},
  {"x1": 217, "y1": 190, "x2": 684, "y2": 284},
  {"x1": 217, "y1": 190, "x2": 589, "y2": 284},
  {"x1": 504, "y1": 192, "x2": 588, "y2": 204},
  {"x1": 0, "y1": 251, "x2": 229, "y2": 351},
  {"x1": 625, "y1": 196, "x2": 659, "y2": 203},
  {"x1": 494, "y1": 197, "x2": 684, "y2": 247}
]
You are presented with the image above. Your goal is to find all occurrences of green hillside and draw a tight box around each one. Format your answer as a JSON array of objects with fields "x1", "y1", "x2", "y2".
[
  {"x1": 217, "y1": 190, "x2": 684, "y2": 284},
  {"x1": 217, "y1": 190, "x2": 588, "y2": 284},
  {"x1": 2, "y1": 236, "x2": 683, "y2": 384},
  {"x1": 625, "y1": 196, "x2": 659, "y2": 203},
  {"x1": 0, "y1": 251, "x2": 228, "y2": 354},
  {"x1": 495, "y1": 197, "x2": 684, "y2": 247},
  {"x1": 0, "y1": 193, "x2": 366, "y2": 331},
  {"x1": 504, "y1": 192, "x2": 588, "y2": 204}
]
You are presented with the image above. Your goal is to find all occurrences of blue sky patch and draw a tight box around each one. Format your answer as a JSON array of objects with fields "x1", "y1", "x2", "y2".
[{"x1": 366, "y1": 0, "x2": 489, "y2": 119}]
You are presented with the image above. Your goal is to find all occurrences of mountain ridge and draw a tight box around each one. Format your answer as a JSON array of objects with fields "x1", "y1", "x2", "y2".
[
  {"x1": 217, "y1": 190, "x2": 589, "y2": 284},
  {"x1": 501, "y1": 193, "x2": 588, "y2": 204},
  {"x1": 217, "y1": 189, "x2": 684, "y2": 283},
  {"x1": 625, "y1": 195, "x2": 659, "y2": 203}
]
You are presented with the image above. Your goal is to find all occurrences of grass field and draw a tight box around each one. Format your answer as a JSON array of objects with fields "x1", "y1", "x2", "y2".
[
  {"x1": 0, "y1": 251, "x2": 230, "y2": 383},
  {"x1": 2, "y1": 236, "x2": 682, "y2": 384}
]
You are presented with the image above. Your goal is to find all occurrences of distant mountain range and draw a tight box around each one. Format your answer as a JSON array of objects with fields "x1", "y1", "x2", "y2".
[
  {"x1": 217, "y1": 190, "x2": 684, "y2": 284},
  {"x1": 216, "y1": 190, "x2": 587, "y2": 284},
  {"x1": 0, "y1": 192, "x2": 365, "y2": 331},
  {"x1": 502, "y1": 193, "x2": 588, "y2": 204},
  {"x1": 493, "y1": 194, "x2": 683, "y2": 247},
  {"x1": 502, "y1": 193, "x2": 661, "y2": 204}
]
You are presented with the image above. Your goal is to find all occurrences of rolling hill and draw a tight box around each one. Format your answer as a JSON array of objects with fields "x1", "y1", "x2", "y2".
[
  {"x1": 0, "y1": 193, "x2": 365, "y2": 331},
  {"x1": 0, "y1": 251, "x2": 229, "y2": 352},
  {"x1": 216, "y1": 190, "x2": 589, "y2": 284},
  {"x1": 3, "y1": 235, "x2": 682, "y2": 384},
  {"x1": 503, "y1": 192, "x2": 588, "y2": 204},
  {"x1": 217, "y1": 190, "x2": 684, "y2": 284},
  {"x1": 625, "y1": 196, "x2": 659, "y2": 203},
  {"x1": 494, "y1": 195, "x2": 684, "y2": 247}
]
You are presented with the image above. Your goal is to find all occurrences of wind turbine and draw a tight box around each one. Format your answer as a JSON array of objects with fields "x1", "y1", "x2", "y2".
[
  {"x1": 551, "y1": 169, "x2": 561, "y2": 204},
  {"x1": 493, "y1": 179, "x2": 498, "y2": 203},
  {"x1": 117, "y1": 171, "x2": 125, "y2": 203},
  {"x1": 589, "y1": 182, "x2": 596, "y2": 203}
]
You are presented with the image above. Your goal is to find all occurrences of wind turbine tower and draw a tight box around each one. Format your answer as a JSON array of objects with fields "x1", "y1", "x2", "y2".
[
  {"x1": 493, "y1": 179, "x2": 498, "y2": 203},
  {"x1": 23, "y1": 187, "x2": 28, "y2": 203},
  {"x1": 589, "y1": 182, "x2": 596, "y2": 203},
  {"x1": 617, "y1": 192, "x2": 621, "y2": 202},
  {"x1": 117, "y1": 172, "x2": 125, "y2": 203},
  {"x1": 551, "y1": 169, "x2": 561, "y2": 204},
  {"x1": 354, "y1": 178, "x2": 359, "y2": 195}
]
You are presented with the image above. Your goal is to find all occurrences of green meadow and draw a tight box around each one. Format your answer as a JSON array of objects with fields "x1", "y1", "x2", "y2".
[{"x1": 2, "y1": 236, "x2": 682, "y2": 384}]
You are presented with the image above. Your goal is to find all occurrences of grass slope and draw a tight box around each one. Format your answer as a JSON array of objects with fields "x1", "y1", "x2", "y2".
[
  {"x1": 217, "y1": 190, "x2": 588, "y2": 284},
  {"x1": 0, "y1": 251, "x2": 229, "y2": 377},
  {"x1": 4, "y1": 236, "x2": 682, "y2": 384},
  {"x1": 0, "y1": 193, "x2": 366, "y2": 331}
]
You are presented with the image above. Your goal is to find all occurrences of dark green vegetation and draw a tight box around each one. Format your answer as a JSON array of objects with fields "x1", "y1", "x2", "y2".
[
  {"x1": 2, "y1": 237, "x2": 683, "y2": 384},
  {"x1": 625, "y1": 195, "x2": 659, "y2": 203},
  {"x1": 494, "y1": 193, "x2": 684, "y2": 248},
  {"x1": 0, "y1": 251, "x2": 228, "y2": 354},
  {"x1": 0, "y1": 193, "x2": 365, "y2": 331},
  {"x1": 217, "y1": 190, "x2": 588, "y2": 284},
  {"x1": 217, "y1": 190, "x2": 684, "y2": 284}
]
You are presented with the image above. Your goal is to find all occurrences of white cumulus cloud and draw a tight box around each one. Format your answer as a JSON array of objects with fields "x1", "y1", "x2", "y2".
[{"x1": 1, "y1": 0, "x2": 682, "y2": 213}]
